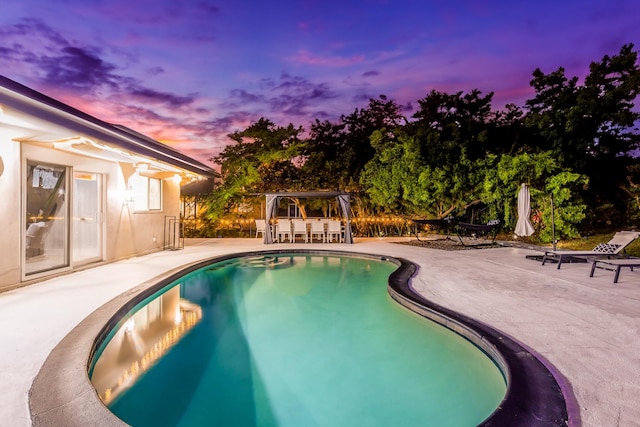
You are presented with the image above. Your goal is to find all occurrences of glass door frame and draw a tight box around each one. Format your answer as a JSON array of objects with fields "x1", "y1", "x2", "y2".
[
  {"x1": 23, "y1": 159, "x2": 71, "y2": 279},
  {"x1": 72, "y1": 171, "x2": 104, "y2": 266}
]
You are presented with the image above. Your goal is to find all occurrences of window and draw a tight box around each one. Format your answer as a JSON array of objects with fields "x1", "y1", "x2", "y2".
[
  {"x1": 130, "y1": 174, "x2": 162, "y2": 212},
  {"x1": 149, "y1": 177, "x2": 161, "y2": 210}
]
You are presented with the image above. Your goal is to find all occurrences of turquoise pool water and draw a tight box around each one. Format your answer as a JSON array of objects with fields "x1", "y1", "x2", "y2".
[{"x1": 92, "y1": 254, "x2": 506, "y2": 426}]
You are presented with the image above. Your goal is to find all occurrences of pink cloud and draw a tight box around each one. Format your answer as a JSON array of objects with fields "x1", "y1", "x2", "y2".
[
  {"x1": 44, "y1": 91, "x2": 219, "y2": 164},
  {"x1": 290, "y1": 50, "x2": 365, "y2": 67}
]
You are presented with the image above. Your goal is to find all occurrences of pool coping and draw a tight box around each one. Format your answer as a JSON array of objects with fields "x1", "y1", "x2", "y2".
[{"x1": 29, "y1": 249, "x2": 568, "y2": 426}]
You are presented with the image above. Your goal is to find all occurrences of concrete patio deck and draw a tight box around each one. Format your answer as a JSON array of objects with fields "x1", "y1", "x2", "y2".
[{"x1": 1, "y1": 238, "x2": 639, "y2": 426}]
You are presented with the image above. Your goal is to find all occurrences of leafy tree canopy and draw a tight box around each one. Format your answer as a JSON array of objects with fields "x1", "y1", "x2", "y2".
[
  {"x1": 206, "y1": 118, "x2": 305, "y2": 221},
  {"x1": 203, "y1": 44, "x2": 639, "y2": 238}
]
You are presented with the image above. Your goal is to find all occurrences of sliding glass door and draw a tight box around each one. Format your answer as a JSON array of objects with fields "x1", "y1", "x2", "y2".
[
  {"x1": 24, "y1": 162, "x2": 104, "y2": 276},
  {"x1": 72, "y1": 172, "x2": 103, "y2": 264},
  {"x1": 25, "y1": 161, "x2": 69, "y2": 275}
]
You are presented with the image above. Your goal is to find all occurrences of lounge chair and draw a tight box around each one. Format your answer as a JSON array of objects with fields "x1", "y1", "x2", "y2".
[
  {"x1": 541, "y1": 231, "x2": 640, "y2": 269},
  {"x1": 590, "y1": 258, "x2": 640, "y2": 283}
]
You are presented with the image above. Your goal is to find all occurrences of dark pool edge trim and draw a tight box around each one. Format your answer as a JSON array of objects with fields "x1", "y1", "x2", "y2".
[
  {"x1": 389, "y1": 257, "x2": 569, "y2": 427},
  {"x1": 29, "y1": 249, "x2": 568, "y2": 427}
]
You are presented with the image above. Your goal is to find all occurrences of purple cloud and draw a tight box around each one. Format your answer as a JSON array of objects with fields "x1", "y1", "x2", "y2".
[
  {"x1": 225, "y1": 89, "x2": 265, "y2": 107},
  {"x1": 267, "y1": 74, "x2": 339, "y2": 116},
  {"x1": 0, "y1": 19, "x2": 119, "y2": 93},
  {"x1": 40, "y1": 46, "x2": 121, "y2": 91},
  {"x1": 289, "y1": 50, "x2": 366, "y2": 67},
  {"x1": 125, "y1": 86, "x2": 195, "y2": 107},
  {"x1": 0, "y1": 18, "x2": 201, "y2": 108}
]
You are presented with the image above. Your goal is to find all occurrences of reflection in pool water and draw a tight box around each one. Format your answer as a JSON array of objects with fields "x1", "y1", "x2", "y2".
[
  {"x1": 90, "y1": 286, "x2": 203, "y2": 404},
  {"x1": 90, "y1": 254, "x2": 506, "y2": 426}
]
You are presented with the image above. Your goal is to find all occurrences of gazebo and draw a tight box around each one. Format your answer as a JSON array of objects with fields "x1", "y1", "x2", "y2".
[{"x1": 263, "y1": 191, "x2": 353, "y2": 244}]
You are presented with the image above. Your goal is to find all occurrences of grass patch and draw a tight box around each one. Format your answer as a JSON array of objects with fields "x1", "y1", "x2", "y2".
[
  {"x1": 498, "y1": 231, "x2": 640, "y2": 257},
  {"x1": 555, "y1": 233, "x2": 640, "y2": 257}
]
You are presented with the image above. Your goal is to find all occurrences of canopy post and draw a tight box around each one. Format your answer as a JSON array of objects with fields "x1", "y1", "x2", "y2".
[{"x1": 550, "y1": 192, "x2": 556, "y2": 251}]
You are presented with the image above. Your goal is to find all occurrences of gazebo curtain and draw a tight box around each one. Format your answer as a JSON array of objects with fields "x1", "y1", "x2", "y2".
[
  {"x1": 264, "y1": 194, "x2": 278, "y2": 244},
  {"x1": 337, "y1": 194, "x2": 353, "y2": 244}
]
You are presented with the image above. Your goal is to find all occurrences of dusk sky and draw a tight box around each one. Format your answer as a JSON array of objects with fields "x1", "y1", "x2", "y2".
[{"x1": 1, "y1": 0, "x2": 639, "y2": 164}]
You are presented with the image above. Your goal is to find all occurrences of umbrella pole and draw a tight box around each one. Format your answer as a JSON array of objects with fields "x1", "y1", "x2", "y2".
[{"x1": 550, "y1": 193, "x2": 557, "y2": 251}]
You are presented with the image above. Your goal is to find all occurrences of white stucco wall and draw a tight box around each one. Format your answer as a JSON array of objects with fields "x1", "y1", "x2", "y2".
[
  {"x1": 0, "y1": 136, "x2": 184, "y2": 292},
  {"x1": 0, "y1": 127, "x2": 23, "y2": 287},
  {"x1": 0, "y1": 82, "x2": 209, "y2": 292},
  {"x1": 109, "y1": 174, "x2": 181, "y2": 259}
]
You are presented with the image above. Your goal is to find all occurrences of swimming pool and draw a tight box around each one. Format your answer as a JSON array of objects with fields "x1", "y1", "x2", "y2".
[
  {"x1": 89, "y1": 252, "x2": 506, "y2": 426},
  {"x1": 30, "y1": 249, "x2": 568, "y2": 426}
]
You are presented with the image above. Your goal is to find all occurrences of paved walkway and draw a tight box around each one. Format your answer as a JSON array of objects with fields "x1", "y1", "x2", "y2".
[{"x1": 1, "y1": 238, "x2": 639, "y2": 426}]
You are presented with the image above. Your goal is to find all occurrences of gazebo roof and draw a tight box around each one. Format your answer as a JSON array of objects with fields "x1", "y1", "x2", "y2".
[
  {"x1": 263, "y1": 191, "x2": 347, "y2": 198},
  {"x1": 181, "y1": 178, "x2": 216, "y2": 196}
]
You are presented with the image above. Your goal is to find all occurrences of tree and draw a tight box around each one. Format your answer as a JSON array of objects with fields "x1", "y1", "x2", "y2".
[
  {"x1": 412, "y1": 89, "x2": 494, "y2": 162},
  {"x1": 525, "y1": 44, "x2": 640, "y2": 227},
  {"x1": 300, "y1": 119, "x2": 348, "y2": 190},
  {"x1": 581, "y1": 44, "x2": 640, "y2": 159},
  {"x1": 525, "y1": 67, "x2": 579, "y2": 159},
  {"x1": 578, "y1": 44, "x2": 640, "y2": 216},
  {"x1": 360, "y1": 128, "x2": 485, "y2": 219},
  {"x1": 359, "y1": 129, "x2": 412, "y2": 213},
  {"x1": 338, "y1": 95, "x2": 406, "y2": 189},
  {"x1": 207, "y1": 118, "x2": 305, "y2": 221},
  {"x1": 486, "y1": 103, "x2": 534, "y2": 154},
  {"x1": 481, "y1": 151, "x2": 588, "y2": 242}
]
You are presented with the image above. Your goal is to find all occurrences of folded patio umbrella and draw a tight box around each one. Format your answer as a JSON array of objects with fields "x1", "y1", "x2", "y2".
[{"x1": 514, "y1": 183, "x2": 535, "y2": 237}]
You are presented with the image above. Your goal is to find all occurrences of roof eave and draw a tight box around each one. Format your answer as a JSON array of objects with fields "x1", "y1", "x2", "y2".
[{"x1": 0, "y1": 75, "x2": 219, "y2": 179}]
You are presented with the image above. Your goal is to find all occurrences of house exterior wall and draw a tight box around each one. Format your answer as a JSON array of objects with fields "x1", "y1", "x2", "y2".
[
  {"x1": 0, "y1": 127, "x2": 183, "y2": 292},
  {"x1": 0, "y1": 127, "x2": 23, "y2": 287},
  {"x1": 0, "y1": 76, "x2": 215, "y2": 292}
]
